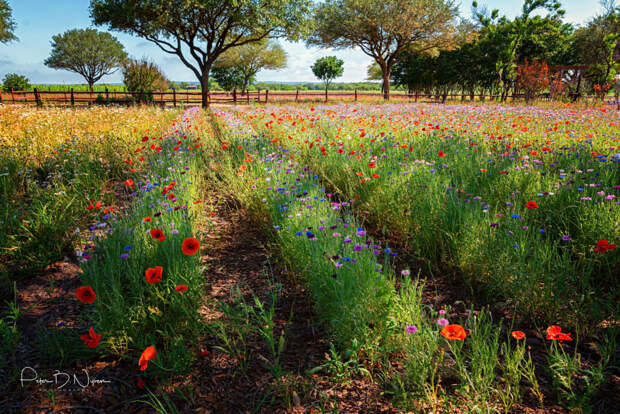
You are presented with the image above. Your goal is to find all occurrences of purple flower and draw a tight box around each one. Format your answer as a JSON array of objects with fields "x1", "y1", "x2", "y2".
[
  {"x1": 401, "y1": 269, "x2": 410, "y2": 276},
  {"x1": 120, "y1": 253, "x2": 129, "y2": 259},
  {"x1": 561, "y1": 235, "x2": 571, "y2": 242},
  {"x1": 406, "y1": 325, "x2": 418, "y2": 334}
]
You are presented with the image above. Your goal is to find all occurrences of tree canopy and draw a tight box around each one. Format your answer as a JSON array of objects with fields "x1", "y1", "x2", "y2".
[
  {"x1": 573, "y1": 3, "x2": 620, "y2": 85},
  {"x1": 308, "y1": 0, "x2": 470, "y2": 100},
  {"x1": 214, "y1": 39, "x2": 287, "y2": 93},
  {"x1": 44, "y1": 28, "x2": 127, "y2": 90},
  {"x1": 90, "y1": 0, "x2": 312, "y2": 107},
  {"x1": 0, "y1": 0, "x2": 16, "y2": 43}
]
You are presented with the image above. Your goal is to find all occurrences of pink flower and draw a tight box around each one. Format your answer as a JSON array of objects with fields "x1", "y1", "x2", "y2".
[{"x1": 436, "y1": 318, "x2": 449, "y2": 327}]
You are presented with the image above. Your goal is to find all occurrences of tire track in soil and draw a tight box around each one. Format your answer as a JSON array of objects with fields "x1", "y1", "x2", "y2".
[{"x1": 193, "y1": 189, "x2": 397, "y2": 413}]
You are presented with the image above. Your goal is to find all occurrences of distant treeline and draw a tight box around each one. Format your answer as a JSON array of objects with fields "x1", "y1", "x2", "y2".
[
  {"x1": 27, "y1": 81, "x2": 386, "y2": 92},
  {"x1": 249, "y1": 82, "x2": 383, "y2": 91}
]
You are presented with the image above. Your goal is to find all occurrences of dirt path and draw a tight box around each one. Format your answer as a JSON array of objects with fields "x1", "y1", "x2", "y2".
[{"x1": 190, "y1": 189, "x2": 396, "y2": 413}]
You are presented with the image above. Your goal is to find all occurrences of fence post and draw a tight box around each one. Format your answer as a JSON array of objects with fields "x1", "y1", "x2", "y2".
[
  {"x1": 247, "y1": 91, "x2": 250, "y2": 104},
  {"x1": 0, "y1": 91, "x2": 3, "y2": 105},
  {"x1": 105, "y1": 87, "x2": 109, "y2": 102},
  {"x1": 172, "y1": 88, "x2": 177, "y2": 107},
  {"x1": 257, "y1": 89, "x2": 261, "y2": 103},
  {"x1": 34, "y1": 88, "x2": 41, "y2": 106},
  {"x1": 354, "y1": 89, "x2": 357, "y2": 101},
  {"x1": 265, "y1": 89, "x2": 269, "y2": 103},
  {"x1": 10, "y1": 88, "x2": 14, "y2": 103},
  {"x1": 233, "y1": 87, "x2": 237, "y2": 103},
  {"x1": 70, "y1": 88, "x2": 75, "y2": 107},
  {"x1": 295, "y1": 88, "x2": 299, "y2": 102}
]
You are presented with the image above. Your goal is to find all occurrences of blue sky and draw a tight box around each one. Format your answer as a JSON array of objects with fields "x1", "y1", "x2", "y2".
[{"x1": 0, "y1": 0, "x2": 606, "y2": 84}]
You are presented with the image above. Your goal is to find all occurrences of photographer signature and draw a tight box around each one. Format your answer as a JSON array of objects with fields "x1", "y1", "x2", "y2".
[{"x1": 21, "y1": 367, "x2": 112, "y2": 391}]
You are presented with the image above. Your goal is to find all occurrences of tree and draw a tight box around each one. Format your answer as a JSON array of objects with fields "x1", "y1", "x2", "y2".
[
  {"x1": 211, "y1": 65, "x2": 245, "y2": 91},
  {"x1": 309, "y1": 0, "x2": 469, "y2": 101},
  {"x1": 573, "y1": 3, "x2": 620, "y2": 87},
  {"x1": 516, "y1": 59, "x2": 550, "y2": 104},
  {"x1": 2, "y1": 73, "x2": 30, "y2": 91},
  {"x1": 311, "y1": 56, "x2": 344, "y2": 102},
  {"x1": 472, "y1": 0, "x2": 566, "y2": 101},
  {"x1": 122, "y1": 59, "x2": 169, "y2": 102},
  {"x1": 214, "y1": 39, "x2": 286, "y2": 94},
  {"x1": 90, "y1": 0, "x2": 311, "y2": 108},
  {"x1": 44, "y1": 29, "x2": 127, "y2": 91},
  {"x1": 0, "y1": 0, "x2": 16, "y2": 43}
]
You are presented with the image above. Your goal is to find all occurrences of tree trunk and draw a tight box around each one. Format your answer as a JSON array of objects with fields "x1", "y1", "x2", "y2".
[
  {"x1": 88, "y1": 80, "x2": 94, "y2": 93},
  {"x1": 243, "y1": 76, "x2": 250, "y2": 95},
  {"x1": 200, "y1": 69, "x2": 210, "y2": 108},
  {"x1": 382, "y1": 70, "x2": 390, "y2": 101},
  {"x1": 325, "y1": 82, "x2": 328, "y2": 103}
]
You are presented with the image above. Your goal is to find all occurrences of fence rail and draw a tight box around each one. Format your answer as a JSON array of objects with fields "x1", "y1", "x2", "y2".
[{"x1": 0, "y1": 88, "x2": 607, "y2": 107}]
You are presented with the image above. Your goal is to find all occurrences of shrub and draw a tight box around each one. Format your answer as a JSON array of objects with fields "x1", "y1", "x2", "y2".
[
  {"x1": 516, "y1": 60, "x2": 549, "y2": 104},
  {"x1": 122, "y1": 59, "x2": 169, "y2": 103},
  {"x1": 2, "y1": 73, "x2": 30, "y2": 91}
]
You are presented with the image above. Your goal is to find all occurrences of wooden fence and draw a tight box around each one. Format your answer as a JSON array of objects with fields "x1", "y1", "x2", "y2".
[{"x1": 0, "y1": 87, "x2": 606, "y2": 107}]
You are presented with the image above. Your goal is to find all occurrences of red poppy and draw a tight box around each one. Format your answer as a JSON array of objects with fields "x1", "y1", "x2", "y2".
[
  {"x1": 511, "y1": 330, "x2": 526, "y2": 340},
  {"x1": 438, "y1": 150, "x2": 446, "y2": 157},
  {"x1": 86, "y1": 203, "x2": 95, "y2": 211},
  {"x1": 594, "y1": 239, "x2": 616, "y2": 252},
  {"x1": 143, "y1": 216, "x2": 152, "y2": 223},
  {"x1": 546, "y1": 325, "x2": 573, "y2": 341},
  {"x1": 200, "y1": 349, "x2": 210, "y2": 357},
  {"x1": 137, "y1": 378, "x2": 145, "y2": 389},
  {"x1": 139, "y1": 345, "x2": 157, "y2": 370},
  {"x1": 80, "y1": 327, "x2": 102, "y2": 348},
  {"x1": 145, "y1": 266, "x2": 163, "y2": 284},
  {"x1": 175, "y1": 284, "x2": 188, "y2": 293},
  {"x1": 124, "y1": 179, "x2": 135, "y2": 189},
  {"x1": 525, "y1": 200, "x2": 539, "y2": 209},
  {"x1": 182, "y1": 237, "x2": 200, "y2": 256},
  {"x1": 150, "y1": 229, "x2": 166, "y2": 242},
  {"x1": 440, "y1": 324, "x2": 467, "y2": 341},
  {"x1": 76, "y1": 286, "x2": 97, "y2": 303}
]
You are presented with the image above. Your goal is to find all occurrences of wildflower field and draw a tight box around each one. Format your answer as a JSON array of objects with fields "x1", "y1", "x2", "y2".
[{"x1": 0, "y1": 102, "x2": 618, "y2": 413}]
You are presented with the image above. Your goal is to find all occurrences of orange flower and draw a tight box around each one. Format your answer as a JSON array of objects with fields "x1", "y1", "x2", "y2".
[
  {"x1": 175, "y1": 284, "x2": 188, "y2": 293},
  {"x1": 76, "y1": 286, "x2": 97, "y2": 303},
  {"x1": 80, "y1": 327, "x2": 102, "y2": 348},
  {"x1": 139, "y1": 345, "x2": 157, "y2": 370},
  {"x1": 546, "y1": 325, "x2": 572, "y2": 341},
  {"x1": 511, "y1": 330, "x2": 526, "y2": 340},
  {"x1": 182, "y1": 237, "x2": 200, "y2": 256},
  {"x1": 150, "y1": 229, "x2": 165, "y2": 242},
  {"x1": 143, "y1": 216, "x2": 152, "y2": 222},
  {"x1": 440, "y1": 324, "x2": 467, "y2": 341},
  {"x1": 525, "y1": 200, "x2": 539, "y2": 209},
  {"x1": 145, "y1": 266, "x2": 163, "y2": 284}
]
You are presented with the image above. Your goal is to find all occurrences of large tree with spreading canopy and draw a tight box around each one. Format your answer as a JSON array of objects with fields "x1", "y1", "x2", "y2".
[
  {"x1": 44, "y1": 29, "x2": 127, "y2": 91},
  {"x1": 90, "y1": 0, "x2": 312, "y2": 107},
  {"x1": 308, "y1": 0, "x2": 471, "y2": 100}
]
